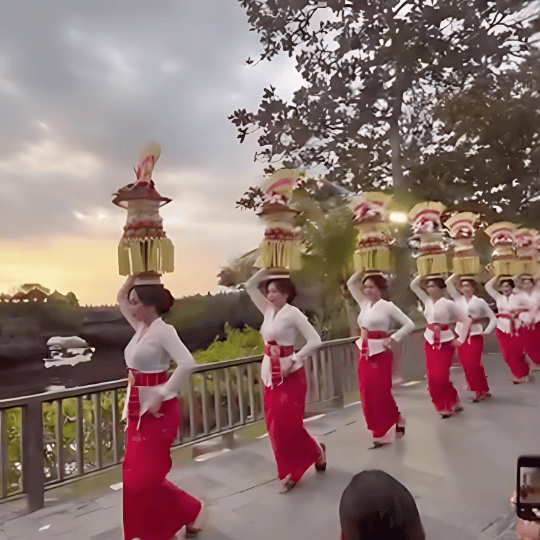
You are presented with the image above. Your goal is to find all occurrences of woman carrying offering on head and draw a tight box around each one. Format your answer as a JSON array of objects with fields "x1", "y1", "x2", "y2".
[
  {"x1": 118, "y1": 274, "x2": 204, "y2": 540},
  {"x1": 410, "y1": 275, "x2": 471, "y2": 418},
  {"x1": 445, "y1": 275, "x2": 496, "y2": 402},
  {"x1": 347, "y1": 272, "x2": 415, "y2": 448},
  {"x1": 245, "y1": 268, "x2": 325, "y2": 493},
  {"x1": 513, "y1": 273, "x2": 540, "y2": 371},
  {"x1": 485, "y1": 276, "x2": 531, "y2": 383}
]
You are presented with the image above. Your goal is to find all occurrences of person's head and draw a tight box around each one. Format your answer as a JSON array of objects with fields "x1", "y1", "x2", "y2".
[
  {"x1": 128, "y1": 285, "x2": 175, "y2": 322},
  {"x1": 265, "y1": 278, "x2": 296, "y2": 308},
  {"x1": 339, "y1": 470, "x2": 425, "y2": 540},
  {"x1": 424, "y1": 277, "x2": 446, "y2": 300},
  {"x1": 521, "y1": 276, "x2": 534, "y2": 292},
  {"x1": 459, "y1": 278, "x2": 476, "y2": 298},
  {"x1": 362, "y1": 274, "x2": 389, "y2": 301},
  {"x1": 499, "y1": 278, "x2": 514, "y2": 297}
]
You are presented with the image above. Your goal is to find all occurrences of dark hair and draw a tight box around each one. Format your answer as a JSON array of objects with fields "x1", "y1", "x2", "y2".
[
  {"x1": 340, "y1": 470, "x2": 425, "y2": 540},
  {"x1": 128, "y1": 285, "x2": 175, "y2": 315},
  {"x1": 362, "y1": 274, "x2": 390, "y2": 301},
  {"x1": 266, "y1": 278, "x2": 297, "y2": 304},
  {"x1": 499, "y1": 278, "x2": 515, "y2": 288},
  {"x1": 424, "y1": 278, "x2": 446, "y2": 290}
]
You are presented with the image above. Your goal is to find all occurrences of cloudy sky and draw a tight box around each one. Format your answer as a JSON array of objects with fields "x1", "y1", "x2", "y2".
[{"x1": 0, "y1": 0, "x2": 305, "y2": 305}]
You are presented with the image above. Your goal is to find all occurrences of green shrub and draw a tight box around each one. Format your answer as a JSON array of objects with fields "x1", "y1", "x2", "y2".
[{"x1": 192, "y1": 324, "x2": 263, "y2": 364}]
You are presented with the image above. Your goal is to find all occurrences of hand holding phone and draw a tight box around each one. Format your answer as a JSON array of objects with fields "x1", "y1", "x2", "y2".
[
  {"x1": 516, "y1": 518, "x2": 540, "y2": 540},
  {"x1": 517, "y1": 456, "x2": 540, "y2": 522}
]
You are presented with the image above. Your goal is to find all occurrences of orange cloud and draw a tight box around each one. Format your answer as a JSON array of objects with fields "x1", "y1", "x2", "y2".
[{"x1": 0, "y1": 236, "x2": 234, "y2": 305}]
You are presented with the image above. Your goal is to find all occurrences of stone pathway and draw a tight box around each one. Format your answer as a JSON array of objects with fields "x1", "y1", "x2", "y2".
[{"x1": 1, "y1": 353, "x2": 537, "y2": 540}]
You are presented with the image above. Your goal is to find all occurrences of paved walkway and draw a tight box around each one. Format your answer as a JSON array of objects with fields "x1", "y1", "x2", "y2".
[{"x1": 1, "y1": 353, "x2": 538, "y2": 540}]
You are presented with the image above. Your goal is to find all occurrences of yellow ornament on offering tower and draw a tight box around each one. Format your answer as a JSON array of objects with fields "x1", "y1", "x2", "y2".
[
  {"x1": 112, "y1": 143, "x2": 174, "y2": 276},
  {"x1": 444, "y1": 212, "x2": 481, "y2": 276},
  {"x1": 349, "y1": 192, "x2": 394, "y2": 274},
  {"x1": 255, "y1": 169, "x2": 302, "y2": 271},
  {"x1": 532, "y1": 230, "x2": 540, "y2": 268},
  {"x1": 408, "y1": 202, "x2": 449, "y2": 277},
  {"x1": 515, "y1": 228, "x2": 538, "y2": 276},
  {"x1": 484, "y1": 222, "x2": 519, "y2": 276}
]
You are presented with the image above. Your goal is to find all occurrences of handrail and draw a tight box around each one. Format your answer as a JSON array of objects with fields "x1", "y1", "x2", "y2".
[
  {"x1": 0, "y1": 337, "x2": 360, "y2": 409},
  {"x1": 0, "y1": 336, "x2": 363, "y2": 514}
]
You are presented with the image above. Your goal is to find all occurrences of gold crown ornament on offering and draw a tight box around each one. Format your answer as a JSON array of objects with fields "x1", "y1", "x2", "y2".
[
  {"x1": 443, "y1": 212, "x2": 481, "y2": 276},
  {"x1": 484, "y1": 221, "x2": 519, "y2": 276},
  {"x1": 349, "y1": 192, "x2": 394, "y2": 274},
  {"x1": 408, "y1": 201, "x2": 449, "y2": 277},
  {"x1": 514, "y1": 228, "x2": 538, "y2": 277},
  {"x1": 255, "y1": 169, "x2": 302, "y2": 272},
  {"x1": 112, "y1": 143, "x2": 174, "y2": 277}
]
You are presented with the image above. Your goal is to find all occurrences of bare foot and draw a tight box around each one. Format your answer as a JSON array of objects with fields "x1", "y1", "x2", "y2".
[{"x1": 279, "y1": 473, "x2": 295, "y2": 493}]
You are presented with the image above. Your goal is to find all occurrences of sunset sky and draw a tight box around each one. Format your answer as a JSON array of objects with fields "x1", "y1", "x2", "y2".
[{"x1": 0, "y1": 1, "x2": 305, "y2": 305}]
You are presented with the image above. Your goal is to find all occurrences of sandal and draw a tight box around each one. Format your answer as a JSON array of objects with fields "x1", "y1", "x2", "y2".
[
  {"x1": 185, "y1": 524, "x2": 202, "y2": 538},
  {"x1": 369, "y1": 441, "x2": 388, "y2": 449},
  {"x1": 315, "y1": 443, "x2": 327, "y2": 472}
]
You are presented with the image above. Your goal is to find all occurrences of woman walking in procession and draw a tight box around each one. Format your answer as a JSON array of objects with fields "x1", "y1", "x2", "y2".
[
  {"x1": 513, "y1": 274, "x2": 540, "y2": 371},
  {"x1": 485, "y1": 276, "x2": 531, "y2": 383},
  {"x1": 245, "y1": 268, "x2": 326, "y2": 493},
  {"x1": 410, "y1": 275, "x2": 470, "y2": 418},
  {"x1": 347, "y1": 272, "x2": 415, "y2": 448},
  {"x1": 445, "y1": 275, "x2": 496, "y2": 402},
  {"x1": 119, "y1": 274, "x2": 204, "y2": 540}
]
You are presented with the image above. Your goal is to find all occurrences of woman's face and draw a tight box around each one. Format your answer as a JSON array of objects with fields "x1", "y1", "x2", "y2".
[
  {"x1": 522, "y1": 278, "x2": 534, "y2": 292},
  {"x1": 266, "y1": 282, "x2": 288, "y2": 308},
  {"x1": 128, "y1": 289, "x2": 154, "y2": 321},
  {"x1": 459, "y1": 281, "x2": 474, "y2": 296},
  {"x1": 500, "y1": 281, "x2": 513, "y2": 296},
  {"x1": 425, "y1": 280, "x2": 443, "y2": 300},
  {"x1": 362, "y1": 279, "x2": 381, "y2": 300}
]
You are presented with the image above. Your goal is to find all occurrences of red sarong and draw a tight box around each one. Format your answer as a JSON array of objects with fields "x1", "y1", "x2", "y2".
[
  {"x1": 496, "y1": 329, "x2": 530, "y2": 379},
  {"x1": 123, "y1": 370, "x2": 201, "y2": 540},
  {"x1": 356, "y1": 349, "x2": 400, "y2": 439},
  {"x1": 263, "y1": 366, "x2": 320, "y2": 484},
  {"x1": 457, "y1": 335, "x2": 489, "y2": 393},
  {"x1": 519, "y1": 322, "x2": 540, "y2": 366},
  {"x1": 424, "y1": 340, "x2": 460, "y2": 414}
]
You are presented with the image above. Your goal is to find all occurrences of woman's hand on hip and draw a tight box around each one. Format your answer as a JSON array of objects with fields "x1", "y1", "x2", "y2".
[
  {"x1": 147, "y1": 394, "x2": 165, "y2": 416},
  {"x1": 382, "y1": 337, "x2": 392, "y2": 350}
]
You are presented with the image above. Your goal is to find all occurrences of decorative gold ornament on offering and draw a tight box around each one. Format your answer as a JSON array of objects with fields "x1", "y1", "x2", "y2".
[
  {"x1": 255, "y1": 169, "x2": 302, "y2": 271},
  {"x1": 408, "y1": 202, "x2": 449, "y2": 276},
  {"x1": 349, "y1": 192, "x2": 394, "y2": 274},
  {"x1": 444, "y1": 212, "x2": 481, "y2": 276},
  {"x1": 514, "y1": 228, "x2": 538, "y2": 276},
  {"x1": 112, "y1": 143, "x2": 174, "y2": 276},
  {"x1": 484, "y1": 221, "x2": 519, "y2": 276},
  {"x1": 532, "y1": 230, "x2": 540, "y2": 269}
]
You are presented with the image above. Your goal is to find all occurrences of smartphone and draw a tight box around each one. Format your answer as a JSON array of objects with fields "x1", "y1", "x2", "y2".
[{"x1": 517, "y1": 455, "x2": 540, "y2": 521}]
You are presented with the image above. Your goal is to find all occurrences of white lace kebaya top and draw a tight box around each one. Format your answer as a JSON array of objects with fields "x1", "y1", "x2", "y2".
[
  {"x1": 410, "y1": 275, "x2": 470, "y2": 345},
  {"x1": 445, "y1": 278, "x2": 497, "y2": 338},
  {"x1": 485, "y1": 277, "x2": 532, "y2": 333},
  {"x1": 245, "y1": 269, "x2": 322, "y2": 387},
  {"x1": 347, "y1": 273, "x2": 415, "y2": 357},
  {"x1": 514, "y1": 289, "x2": 540, "y2": 326},
  {"x1": 118, "y1": 279, "x2": 196, "y2": 418}
]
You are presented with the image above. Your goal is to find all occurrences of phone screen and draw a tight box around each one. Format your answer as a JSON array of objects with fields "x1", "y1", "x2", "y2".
[{"x1": 517, "y1": 456, "x2": 540, "y2": 521}]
